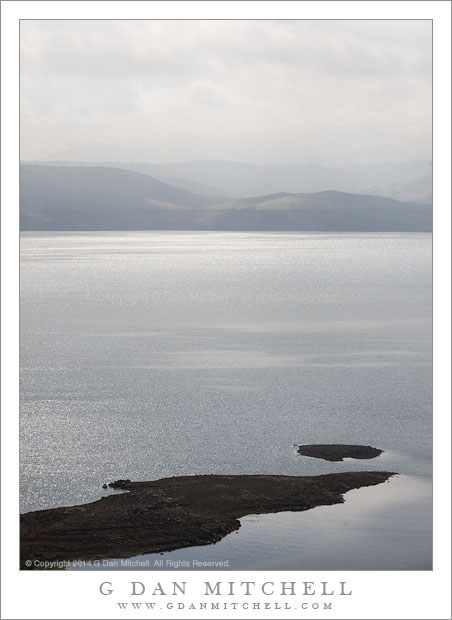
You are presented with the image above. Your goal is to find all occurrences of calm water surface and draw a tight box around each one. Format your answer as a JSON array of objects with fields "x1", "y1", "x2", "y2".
[{"x1": 20, "y1": 232, "x2": 432, "y2": 569}]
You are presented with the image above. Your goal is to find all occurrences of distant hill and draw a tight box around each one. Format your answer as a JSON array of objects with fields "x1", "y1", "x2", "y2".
[
  {"x1": 154, "y1": 174, "x2": 232, "y2": 198},
  {"x1": 204, "y1": 191, "x2": 431, "y2": 232},
  {"x1": 20, "y1": 164, "x2": 216, "y2": 230},
  {"x1": 138, "y1": 159, "x2": 432, "y2": 203},
  {"x1": 364, "y1": 175, "x2": 432, "y2": 206},
  {"x1": 20, "y1": 164, "x2": 432, "y2": 232},
  {"x1": 34, "y1": 157, "x2": 432, "y2": 204}
]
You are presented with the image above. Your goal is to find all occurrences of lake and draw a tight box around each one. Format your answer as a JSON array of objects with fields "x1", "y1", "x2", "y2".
[{"x1": 20, "y1": 231, "x2": 432, "y2": 569}]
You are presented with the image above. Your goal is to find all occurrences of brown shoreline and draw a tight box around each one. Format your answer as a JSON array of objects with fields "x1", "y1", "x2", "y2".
[
  {"x1": 297, "y1": 444, "x2": 383, "y2": 461},
  {"x1": 21, "y1": 471, "x2": 395, "y2": 568}
]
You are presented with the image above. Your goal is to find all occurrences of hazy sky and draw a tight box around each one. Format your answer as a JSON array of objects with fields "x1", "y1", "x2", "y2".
[{"x1": 20, "y1": 19, "x2": 432, "y2": 165}]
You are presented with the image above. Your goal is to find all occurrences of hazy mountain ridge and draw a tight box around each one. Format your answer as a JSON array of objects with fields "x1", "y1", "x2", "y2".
[
  {"x1": 20, "y1": 164, "x2": 432, "y2": 232},
  {"x1": 364, "y1": 175, "x2": 432, "y2": 205},
  {"x1": 31, "y1": 157, "x2": 432, "y2": 204}
]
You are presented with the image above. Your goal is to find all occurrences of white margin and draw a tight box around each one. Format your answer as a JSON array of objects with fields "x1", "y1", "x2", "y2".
[{"x1": 1, "y1": 2, "x2": 450, "y2": 619}]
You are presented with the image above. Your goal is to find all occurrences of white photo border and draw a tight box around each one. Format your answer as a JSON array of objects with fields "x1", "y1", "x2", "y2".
[{"x1": 2, "y1": 2, "x2": 450, "y2": 619}]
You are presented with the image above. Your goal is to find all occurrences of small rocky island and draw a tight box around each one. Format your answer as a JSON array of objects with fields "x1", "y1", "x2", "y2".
[
  {"x1": 298, "y1": 444, "x2": 383, "y2": 461},
  {"x1": 21, "y1": 471, "x2": 394, "y2": 568}
]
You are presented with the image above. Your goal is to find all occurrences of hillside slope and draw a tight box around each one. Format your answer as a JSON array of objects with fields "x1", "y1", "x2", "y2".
[
  {"x1": 20, "y1": 164, "x2": 432, "y2": 232},
  {"x1": 34, "y1": 157, "x2": 432, "y2": 203}
]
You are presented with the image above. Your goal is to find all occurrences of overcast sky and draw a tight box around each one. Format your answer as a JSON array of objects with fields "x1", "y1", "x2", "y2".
[{"x1": 20, "y1": 19, "x2": 432, "y2": 165}]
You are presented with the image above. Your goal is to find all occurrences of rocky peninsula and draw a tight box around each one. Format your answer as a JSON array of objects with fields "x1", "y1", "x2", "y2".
[{"x1": 21, "y1": 471, "x2": 394, "y2": 568}]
